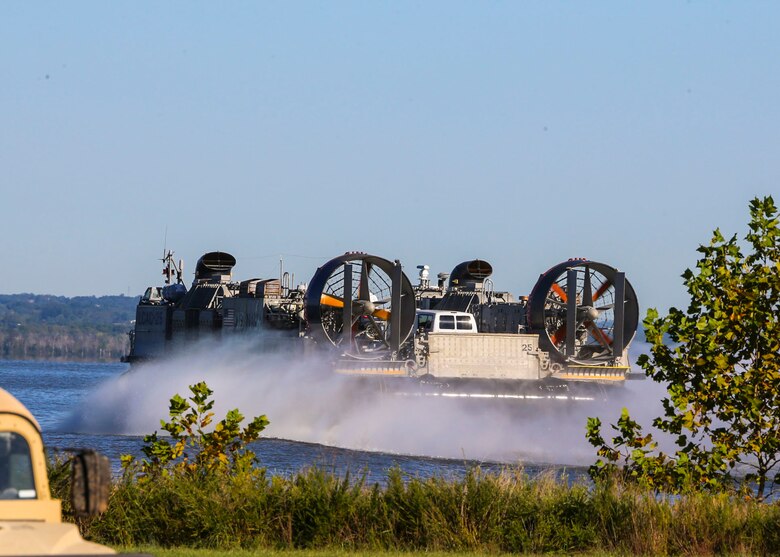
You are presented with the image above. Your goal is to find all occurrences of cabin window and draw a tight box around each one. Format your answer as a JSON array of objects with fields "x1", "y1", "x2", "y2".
[
  {"x1": 456, "y1": 316, "x2": 474, "y2": 330},
  {"x1": 417, "y1": 313, "x2": 434, "y2": 332},
  {"x1": 439, "y1": 315, "x2": 456, "y2": 329},
  {"x1": 0, "y1": 432, "x2": 36, "y2": 499}
]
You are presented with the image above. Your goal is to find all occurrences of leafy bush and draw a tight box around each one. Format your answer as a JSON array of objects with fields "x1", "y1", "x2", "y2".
[
  {"x1": 121, "y1": 381, "x2": 269, "y2": 478},
  {"x1": 588, "y1": 196, "x2": 780, "y2": 499}
]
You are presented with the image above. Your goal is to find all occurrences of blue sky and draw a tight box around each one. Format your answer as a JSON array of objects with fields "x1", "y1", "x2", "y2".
[{"x1": 1, "y1": 2, "x2": 777, "y2": 313}]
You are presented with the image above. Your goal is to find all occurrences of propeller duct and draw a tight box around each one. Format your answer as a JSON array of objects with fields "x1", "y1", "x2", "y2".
[{"x1": 527, "y1": 259, "x2": 639, "y2": 365}]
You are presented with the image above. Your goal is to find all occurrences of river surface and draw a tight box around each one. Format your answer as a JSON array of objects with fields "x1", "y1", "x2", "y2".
[{"x1": 0, "y1": 348, "x2": 660, "y2": 484}]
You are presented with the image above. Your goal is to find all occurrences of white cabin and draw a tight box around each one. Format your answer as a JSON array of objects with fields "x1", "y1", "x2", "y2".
[{"x1": 416, "y1": 310, "x2": 477, "y2": 334}]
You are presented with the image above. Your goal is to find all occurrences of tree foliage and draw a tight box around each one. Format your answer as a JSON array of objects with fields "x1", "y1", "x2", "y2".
[
  {"x1": 588, "y1": 196, "x2": 780, "y2": 499},
  {"x1": 121, "y1": 381, "x2": 269, "y2": 478}
]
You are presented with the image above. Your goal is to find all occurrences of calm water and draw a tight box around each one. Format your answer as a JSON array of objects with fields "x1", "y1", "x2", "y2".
[{"x1": 0, "y1": 359, "x2": 572, "y2": 483}]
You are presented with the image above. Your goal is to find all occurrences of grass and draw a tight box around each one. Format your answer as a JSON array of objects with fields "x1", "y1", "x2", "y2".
[
  {"x1": 120, "y1": 549, "x2": 529, "y2": 557},
  {"x1": 58, "y1": 465, "x2": 780, "y2": 556},
  {"x1": 119, "y1": 549, "x2": 624, "y2": 557}
]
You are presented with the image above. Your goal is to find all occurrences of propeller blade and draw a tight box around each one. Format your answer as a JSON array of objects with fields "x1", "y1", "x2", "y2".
[
  {"x1": 595, "y1": 304, "x2": 614, "y2": 311},
  {"x1": 367, "y1": 315, "x2": 391, "y2": 348},
  {"x1": 593, "y1": 279, "x2": 612, "y2": 302},
  {"x1": 321, "y1": 293, "x2": 344, "y2": 308},
  {"x1": 359, "y1": 260, "x2": 371, "y2": 301},
  {"x1": 585, "y1": 321, "x2": 613, "y2": 349},
  {"x1": 323, "y1": 293, "x2": 391, "y2": 321},
  {"x1": 583, "y1": 267, "x2": 593, "y2": 307},
  {"x1": 372, "y1": 308, "x2": 391, "y2": 320},
  {"x1": 551, "y1": 282, "x2": 568, "y2": 303},
  {"x1": 551, "y1": 324, "x2": 567, "y2": 346}
]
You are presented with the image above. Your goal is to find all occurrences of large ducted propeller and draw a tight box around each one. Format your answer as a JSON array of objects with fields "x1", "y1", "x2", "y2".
[
  {"x1": 527, "y1": 259, "x2": 638, "y2": 365},
  {"x1": 305, "y1": 253, "x2": 415, "y2": 359}
]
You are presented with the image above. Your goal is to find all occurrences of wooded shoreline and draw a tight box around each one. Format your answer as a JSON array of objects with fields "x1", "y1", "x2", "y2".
[{"x1": 0, "y1": 293, "x2": 135, "y2": 362}]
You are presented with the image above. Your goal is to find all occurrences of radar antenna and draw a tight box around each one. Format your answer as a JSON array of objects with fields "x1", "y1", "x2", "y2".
[{"x1": 161, "y1": 250, "x2": 184, "y2": 285}]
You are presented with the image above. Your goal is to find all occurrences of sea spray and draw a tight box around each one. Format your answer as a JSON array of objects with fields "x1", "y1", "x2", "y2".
[{"x1": 59, "y1": 337, "x2": 667, "y2": 466}]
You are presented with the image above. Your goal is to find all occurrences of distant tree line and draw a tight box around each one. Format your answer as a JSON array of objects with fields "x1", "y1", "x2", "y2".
[{"x1": 0, "y1": 294, "x2": 137, "y2": 362}]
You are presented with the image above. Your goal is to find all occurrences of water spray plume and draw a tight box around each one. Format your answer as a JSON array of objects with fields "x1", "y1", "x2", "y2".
[{"x1": 60, "y1": 338, "x2": 664, "y2": 466}]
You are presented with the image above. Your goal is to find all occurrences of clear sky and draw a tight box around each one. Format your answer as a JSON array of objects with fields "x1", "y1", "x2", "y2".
[{"x1": 1, "y1": 2, "x2": 777, "y2": 313}]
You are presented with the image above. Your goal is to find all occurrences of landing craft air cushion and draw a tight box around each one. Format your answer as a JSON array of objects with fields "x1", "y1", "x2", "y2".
[
  {"x1": 125, "y1": 250, "x2": 639, "y2": 398},
  {"x1": 126, "y1": 250, "x2": 306, "y2": 361}
]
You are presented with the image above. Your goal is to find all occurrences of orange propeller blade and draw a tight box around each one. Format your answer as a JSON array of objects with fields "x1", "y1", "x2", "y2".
[
  {"x1": 551, "y1": 283, "x2": 568, "y2": 303},
  {"x1": 551, "y1": 324, "x2": 567, "y2": 346},
  {"x1": 593, "y1": 280, "x2": 612, "y2": 302},
  {"x1": 585, "y1": 321, "x2": 613, "y2": 348},
  {"x1": 373, "y1": 308, "x2": 391, "y2": 320},
  {"x1": 321, "y1": 293, "x2": 344, "y2": 308}
]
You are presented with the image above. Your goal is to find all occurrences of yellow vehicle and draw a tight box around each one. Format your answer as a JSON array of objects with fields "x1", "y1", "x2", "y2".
[{"x1": 0, "y1": 387, "x2": 114, "y2": 555}]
